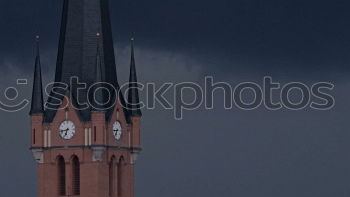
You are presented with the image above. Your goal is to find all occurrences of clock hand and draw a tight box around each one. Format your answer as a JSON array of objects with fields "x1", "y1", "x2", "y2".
[{"x1": 60, "y1": 128, "x2": 69, "y2": 136}]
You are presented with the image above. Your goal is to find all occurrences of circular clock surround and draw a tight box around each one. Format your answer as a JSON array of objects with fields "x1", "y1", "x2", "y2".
[
  {"x1": 59, "y1": 120, "x2": 76, "y2": 140},
  {"x1": 112, "y1": 121, "x2": 122, "y2": 141}
]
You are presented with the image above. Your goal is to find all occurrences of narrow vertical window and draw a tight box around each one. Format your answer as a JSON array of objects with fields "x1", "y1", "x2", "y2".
[
  {"x1": 109, "y1": 157, "x2": 115, "y2": 197},
  {"x1": 33, "y1": 129, "x2": 36, "y2": 145},
  {"x1": 72, "y1": 156, "x2": 80, "y2": 195},
  {"x1": 57, "y1": 156, "x2": 66, "y2": 196},
  {"x1": 94, "y1": 126, "x2": 97, "y2": 142},
  {"x1": 117, "y1": 157, "x2": 124, "y2": 197}
]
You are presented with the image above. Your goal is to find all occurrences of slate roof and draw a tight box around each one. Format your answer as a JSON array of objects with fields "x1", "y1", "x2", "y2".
[
  {"x1": 91, "y1": 34, "x2": 106, "y2": 112},
  {"x1": 43, "y1": 0, "x2": 128, "y2": 123},
  {"x1": 127, "y1": 38, "x2": 142, "y2": 117},
  {"x1": 29, "y1": 37, "x2": 44, "y2": 115}
]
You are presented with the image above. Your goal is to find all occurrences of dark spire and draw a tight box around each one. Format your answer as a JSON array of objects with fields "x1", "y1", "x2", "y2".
[
  {"x1": 53, "y1": 0, "x2": 118, "y2": 86},
  {"x1": 127, "y1": 36, "x2": 142, "y2": 117},
  {"x1": 91, "y1": 33, "x2": 105, "y2": 112},
  {"x1": 45, "y1": 0, "x2": 123, "y2": 122},
  {"x1": 30, "y1": 35, "x2": 44, "y2": 115}
]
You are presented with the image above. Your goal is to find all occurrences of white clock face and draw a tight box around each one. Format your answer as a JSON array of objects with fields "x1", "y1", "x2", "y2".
[
  {"x1": 112, "y1": 121, "x2": 122, "y2": 141},
  {"x1": 59, "y1": 120, "x2": 76, "y2": 140}
]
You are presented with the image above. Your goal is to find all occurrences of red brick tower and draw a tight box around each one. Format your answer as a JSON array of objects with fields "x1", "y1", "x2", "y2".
[{"x1": 29, "y1": 1, "x2": 142, "y2": 197}]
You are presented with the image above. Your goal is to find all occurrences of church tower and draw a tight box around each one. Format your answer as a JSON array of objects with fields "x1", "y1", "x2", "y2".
[{"x1": 29, "y1": 0, "x2": 142, "y2": 197}]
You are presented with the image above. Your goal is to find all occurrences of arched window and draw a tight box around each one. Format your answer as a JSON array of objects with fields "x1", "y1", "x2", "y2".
[
  {"x1": 117, "y1": 157, "x2": 124, "y2": 197},
  {"x1": 109, "y1": 156, "x2": 116, "y2": 197},
  {"x1": 57, "y1": 156, "x2": 66, "y2": 196},
  {"x1": 72, "y1": 156, "x2": 80, "y2": 195}
]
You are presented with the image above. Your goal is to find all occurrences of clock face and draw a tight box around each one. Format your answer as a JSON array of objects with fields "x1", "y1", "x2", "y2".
[
  {"x1": 112, "y1": 121, "x2": 122, "y2": 141},
  {"x1": 59, "y1": 120, "x2": 76, "y2": 140}
]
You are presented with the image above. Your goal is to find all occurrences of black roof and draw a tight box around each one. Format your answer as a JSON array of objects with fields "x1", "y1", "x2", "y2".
[
  {"x1": 127, "y1": 38, "x2": 142, "y2": 117},
  {"x1": 43, "y1": 0, "x2": 128, "y2": 123},
  {"x1": 29, "y1": 37, "x2": 44, "y2": 115},
  {"x1": 91, "y1": 35, "x2": 106, "y2": 112}
]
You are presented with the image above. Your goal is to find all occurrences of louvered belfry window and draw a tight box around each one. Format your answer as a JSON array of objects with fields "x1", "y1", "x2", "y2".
[
  {"x1": 72, "y1": 156, "x2": 80, "y2": 195},
  {"x1": 57, "y1": 156, "x2": 66, "y2": 196}
]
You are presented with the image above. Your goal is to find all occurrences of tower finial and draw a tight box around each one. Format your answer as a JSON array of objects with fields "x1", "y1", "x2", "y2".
[
  {"x1": 130, "y1": 32, "x2": 135, "y2": 42},
  {"x1": 35, "y1": 35, "x2": 40, "y2": 55},
  {"x1": 96, "y1": 32, "x2": 101, "y2": 58}
]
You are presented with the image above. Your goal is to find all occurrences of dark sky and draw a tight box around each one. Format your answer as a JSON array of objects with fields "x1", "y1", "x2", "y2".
[
  {"x1": 0, "y1": 0, "x2": 350, "y2": 197},
  {"x1": 1, "y1": 0, "x2": 350, "y2": 75}
]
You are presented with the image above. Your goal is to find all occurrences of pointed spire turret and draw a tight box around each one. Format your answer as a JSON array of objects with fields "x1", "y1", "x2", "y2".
[
  {"x1": 92, "y1": 33, "x2": 105, "y2": 112},
  {"x1": 127, "y1": 36, "x2": 142, "y2": 116},
  {"x1": 30, "y1": 35, "x2": 44, "y2": 115}
]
